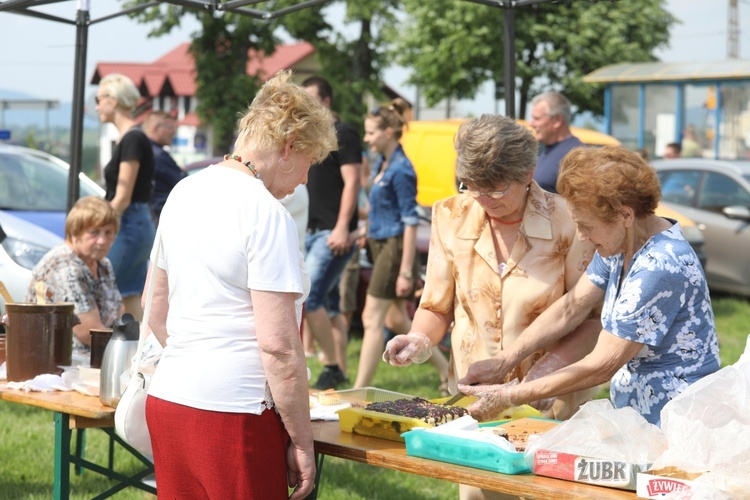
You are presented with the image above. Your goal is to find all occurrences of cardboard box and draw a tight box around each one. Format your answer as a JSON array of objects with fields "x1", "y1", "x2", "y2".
[
  {"x1": 533, "y1": 449, "x2": 647, "y2": 490},
  {"x1": 636, "y1": 467, "x2": 720, "y2": 499}
]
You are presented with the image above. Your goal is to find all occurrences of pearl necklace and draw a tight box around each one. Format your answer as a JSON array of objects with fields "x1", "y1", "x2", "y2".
[{"x1": 224, "y1": 154, "x2": 260, "y2": 179}]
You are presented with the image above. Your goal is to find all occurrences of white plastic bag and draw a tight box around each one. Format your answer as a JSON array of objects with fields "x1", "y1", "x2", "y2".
[
  {"x1": 523, "y1": 400, "x2": 667, "y2": 490},
  {"x1": 113, "y1": 232, "x2": 161, "y2": 460},
  {"x1": 524, "y1": 399, "x2": 667, "y2": 469},
  {"x1": 650, "y1": 334, "x2": 750, "y2": 495}
]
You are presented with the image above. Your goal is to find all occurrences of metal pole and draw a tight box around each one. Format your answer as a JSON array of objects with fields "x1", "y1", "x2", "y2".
[
  {"x1": 67, "y1": 0, "x2": 90, "y2": 213},
  {"x1": 502, "y1": 3, "x2": 516, "y2": 118}
]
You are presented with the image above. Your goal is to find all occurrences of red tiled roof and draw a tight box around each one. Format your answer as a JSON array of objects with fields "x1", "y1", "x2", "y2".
[
  {"x1": 167, "y1": 69, "x2": 198, "y2": 96},
  {"x1": 153, "y1": 43, "x2": 195, "y2": 71},
  {"x1": 92, "y1": 41, "x2": 315, "y2": 98},
  {"x1": 247, "y1": 42, "x2": 316, "y2": 80},
  {"x1": 91, "y1": 63, "x2": 154, "y2": 85},
  {"x1": 142, "y1": 73, "x2": 167, "y2": 96},
  {"x1": 181, "y1": 113, "x2": 201, "y2": 127}
]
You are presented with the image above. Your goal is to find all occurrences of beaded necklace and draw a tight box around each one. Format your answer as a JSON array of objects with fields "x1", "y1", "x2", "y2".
[{"x1": 224, "y1": 154, "x2": 260, "y2": 179}]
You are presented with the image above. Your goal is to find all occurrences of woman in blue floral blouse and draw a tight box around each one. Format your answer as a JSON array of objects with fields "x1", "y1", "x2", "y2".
[{"x1": 459, "y1": 146, "x2": 720, "y2": 426}]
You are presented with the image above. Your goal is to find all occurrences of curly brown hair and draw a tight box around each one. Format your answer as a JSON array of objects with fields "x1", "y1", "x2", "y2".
[{"x1": 557, "y1": 146, "x2": 661, "y2": 223}]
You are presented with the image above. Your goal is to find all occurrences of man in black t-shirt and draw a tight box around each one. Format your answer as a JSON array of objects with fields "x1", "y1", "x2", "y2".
[{"x1": 302, "y1": 76, "x2": 362, "y2": 390}]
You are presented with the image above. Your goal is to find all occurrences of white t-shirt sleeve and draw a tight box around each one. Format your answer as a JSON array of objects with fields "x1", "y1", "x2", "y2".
[{"x1": 246, "y1": 202, "x2": 304, "y2": 299}]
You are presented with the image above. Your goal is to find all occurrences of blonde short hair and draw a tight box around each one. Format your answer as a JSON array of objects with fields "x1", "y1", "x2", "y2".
[
  {"x1": 558, "y1": 146, "x2": 661, "y2": 222},
  {"x1": 65, "y1": 197, "x2": 120, "y2": 241},
  {"x1": 99, "y1": 73, "x2": 141, "y2": 111},
  {"x1": 234, "y1": 70, "x2": 337, "y2": 163}
]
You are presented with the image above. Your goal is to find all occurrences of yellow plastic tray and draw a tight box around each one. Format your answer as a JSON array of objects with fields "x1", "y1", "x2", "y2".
[
  {"x1": 337, "y1": 406, "x2": 435, "y2": 442},
  {"x1": 430, "y1": 396, "x2": 542, "y2": 422}
]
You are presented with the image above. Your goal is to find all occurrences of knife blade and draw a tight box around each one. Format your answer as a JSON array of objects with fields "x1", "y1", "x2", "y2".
[{"x1": 444, "y1": 392, "x2": 465, "y2": 406}]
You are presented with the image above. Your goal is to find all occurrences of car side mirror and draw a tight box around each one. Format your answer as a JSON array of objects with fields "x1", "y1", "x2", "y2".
[
  {"x1": 722, "y1": 205, "x2": 750, "y2": 222},
  {"x1": 0, "y1": 224, "x2": 6, "y2": 244}
]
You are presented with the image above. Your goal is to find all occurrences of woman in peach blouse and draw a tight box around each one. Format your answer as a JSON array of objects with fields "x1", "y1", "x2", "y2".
[{"x1": 384, "y1": 115, "x2": 601, "y2": 421}]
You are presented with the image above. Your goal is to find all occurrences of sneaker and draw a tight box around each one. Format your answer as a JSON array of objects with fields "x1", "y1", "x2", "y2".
[{"x1": 313, "y1": 366, "x2": 348, "y2": 390}]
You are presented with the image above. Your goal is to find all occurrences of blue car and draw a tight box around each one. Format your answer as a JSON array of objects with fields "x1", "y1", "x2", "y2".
[{"x1": 0, "y1": 144, "x2": 105, "y2": 238}]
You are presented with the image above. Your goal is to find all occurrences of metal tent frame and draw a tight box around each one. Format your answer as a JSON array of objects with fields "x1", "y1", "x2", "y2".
[{"x1": 0, "y1": 0, "x2": 552, "y2": 211}]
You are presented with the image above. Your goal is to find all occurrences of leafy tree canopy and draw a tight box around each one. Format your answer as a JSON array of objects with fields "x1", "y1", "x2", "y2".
[
  {"x1": 279, "y1": 0, "x2": 401, "y2": 127},
  {"x1": 122, "y1": 1, "x2": 277, "y2": 153},
  {"x1": 121, "y1": 0, "x2": 401, "y2": 140},
  {"x1": 389, "y1": 0, "x2": 678, "y2": 118}
]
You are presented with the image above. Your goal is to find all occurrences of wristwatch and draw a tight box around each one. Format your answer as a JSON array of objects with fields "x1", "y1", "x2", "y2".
[{"x1": 399, "y1": 270, "x2": 413, "y2": 279}]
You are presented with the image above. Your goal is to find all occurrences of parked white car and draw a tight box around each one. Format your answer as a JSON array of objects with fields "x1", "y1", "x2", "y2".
[
  {"x1": 653, "y1": 159, "x2": 750, "y2": 296},
  {"x1": 0, "y1": 210, "x2": 61, "y2": 315}
]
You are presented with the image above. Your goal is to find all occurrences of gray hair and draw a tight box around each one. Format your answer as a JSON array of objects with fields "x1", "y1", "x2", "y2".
[
  {"x1": 454, "y1": 114, "x2": 538, "y2": 188},
  {"x1": 531, "y1": 92, "x2": 572, "y2": 126},
  {"x1": 99, "y1": 73, "x2": 141, "y2": 111}
]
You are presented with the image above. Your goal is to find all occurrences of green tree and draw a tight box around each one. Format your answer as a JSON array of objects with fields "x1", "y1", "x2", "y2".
[
  {"x1": 278, "y1": 0, "x2": 400, "y2": 127},
  {"x1": 122, "y1": 1, "x2": 400, "y2": 138},
  {"x1": 122, "y1": 1, "x2": 277, "y2": 153},
  {"x1": 391, "y1": 0, "x2": 677, "y2": 118}
]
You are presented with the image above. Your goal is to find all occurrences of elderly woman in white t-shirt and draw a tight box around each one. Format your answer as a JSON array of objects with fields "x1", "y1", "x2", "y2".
[{"x1": 143, "y1": 70, "x2": 337, "y2": 500}]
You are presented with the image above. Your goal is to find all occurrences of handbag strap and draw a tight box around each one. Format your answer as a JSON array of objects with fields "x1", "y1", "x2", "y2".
[{"x1": 132, "y1": 228, "x2": 162, "y2": 377}]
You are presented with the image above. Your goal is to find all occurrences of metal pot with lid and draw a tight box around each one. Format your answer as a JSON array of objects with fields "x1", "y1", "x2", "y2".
[{"x1": 2, "y1": 302, "x2": 75, "y2": 382}]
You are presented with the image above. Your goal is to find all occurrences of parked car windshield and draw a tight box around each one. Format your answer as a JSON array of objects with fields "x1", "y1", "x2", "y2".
[{"x1": 0, "y1": 150, "x2": 102, "y2": 211}]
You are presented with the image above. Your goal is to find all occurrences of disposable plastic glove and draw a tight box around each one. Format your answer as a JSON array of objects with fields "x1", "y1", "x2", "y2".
[
  {"x1": 458, "y1": 380, "x2": 517, "y2": 422},
  {"x1": 522, "y1": 352, "x2": 567, "y2": 412},
  {"x1": 458, "y1": 351, "x2": 517, "y2": 386},
  {"x1": 382, "y1": 332, "x2": 433, "y2": 366}
]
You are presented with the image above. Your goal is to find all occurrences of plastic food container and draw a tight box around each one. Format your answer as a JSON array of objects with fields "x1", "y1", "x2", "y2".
[
  {"x1": 338, "y1": 406, "x2": 437, "y2": 442},
  {"x1": 317, "y1": 387, "x2": 415, "y2": 407},
  {"x1": 403, "y1": 417, "x2": 559, "y2": 475}
]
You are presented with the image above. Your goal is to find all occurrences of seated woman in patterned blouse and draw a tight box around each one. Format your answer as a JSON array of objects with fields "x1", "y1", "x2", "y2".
[
  {"x1": 458, "y1": 146, "x2": 721, "y2": 427},
  {"x1": 26, "y1": 196, "x2": 124, "y2": 357}
]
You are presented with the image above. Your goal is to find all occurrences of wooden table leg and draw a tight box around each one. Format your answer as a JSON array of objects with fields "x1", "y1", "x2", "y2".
[{"x1": 53, "y1": 412, "x2": 71, "y2": 500}]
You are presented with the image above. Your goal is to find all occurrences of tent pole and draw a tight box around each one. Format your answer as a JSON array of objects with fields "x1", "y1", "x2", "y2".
[
  {"x1": 502, "y1": 2, "x2": 516, "y2": 118},
  {"x1": 67, "y1": 0, "x2": 90, "y2": 213}
]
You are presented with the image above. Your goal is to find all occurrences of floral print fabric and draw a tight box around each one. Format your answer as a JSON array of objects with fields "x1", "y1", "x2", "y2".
[
  {"x1": 26, "y1": 244, "x2": 123, "y2": 355},
  {"x1": 420, "y1": 182, "x2": 597, "y2": 419},
  {"x1": 587, "y1": 221, "x2": 721, "y2": 426}
]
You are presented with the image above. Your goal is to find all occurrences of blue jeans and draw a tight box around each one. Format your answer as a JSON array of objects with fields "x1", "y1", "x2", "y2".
[
  {"x1": 107, "y1": 202, "x2": 156, "y2": 297},
  {"x1": 304, "y1": 229, "x2": 356, "y2": 314}
]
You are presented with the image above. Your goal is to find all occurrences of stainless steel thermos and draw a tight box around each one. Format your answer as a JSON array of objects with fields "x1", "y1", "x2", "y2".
[{"x1": 99, "y1": 313, "x2": 139, "y2": 407}]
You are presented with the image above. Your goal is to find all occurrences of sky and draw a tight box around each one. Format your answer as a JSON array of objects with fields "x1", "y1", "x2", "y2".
[{"x1": 0, "y1": 0, "x2": 748, "y2": 122}]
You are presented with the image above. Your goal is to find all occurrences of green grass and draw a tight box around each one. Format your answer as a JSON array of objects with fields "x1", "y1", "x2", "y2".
[
  {"x1": 1, "y1": 294, "x2": 747, "y2": 499},
  {"x1": 712, "y1": 294, "x2": 750, "y2": 366}
]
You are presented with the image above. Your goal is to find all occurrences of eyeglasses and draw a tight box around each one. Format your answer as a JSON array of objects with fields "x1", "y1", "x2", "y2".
[
  {"x1": 458, "y1": 182, "x2": 512, "y2": 199},
  {"x1": 95, "y1": 94, "x2": 112, "y2": 105}
]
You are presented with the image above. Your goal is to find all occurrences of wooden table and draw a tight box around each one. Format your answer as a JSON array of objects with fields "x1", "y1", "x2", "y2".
[
  {"x1": 0, "y1": 386, "x2": 155, "y2": 499},
  {"x1": 311, "y1": 421, "x2": 637, "y2": 499},
  {"x1": 0, "y1": 387, "x2": 639, "y2": 499}
]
